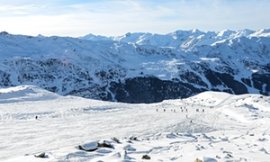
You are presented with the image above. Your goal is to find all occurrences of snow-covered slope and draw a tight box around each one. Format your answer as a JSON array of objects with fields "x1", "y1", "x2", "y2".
[
  {"x1": 0, "y1": 86, "x2": 269, "y2": 161},
  {"x1": 0, "y1": 29, "x2": 269, "y2": 102},
  {"x1": 0, "y1": 85, "x2": 60, "y2": 103}
]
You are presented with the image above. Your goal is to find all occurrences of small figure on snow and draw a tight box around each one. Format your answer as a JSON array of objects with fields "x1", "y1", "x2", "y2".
[{"x1": 35, "y1": 116, "x2": 38, "y2": 120}]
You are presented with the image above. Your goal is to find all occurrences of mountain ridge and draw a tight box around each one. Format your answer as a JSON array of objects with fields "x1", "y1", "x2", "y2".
[{"x1": 0, "y1": 29, "x2": 269, "y2": 103}]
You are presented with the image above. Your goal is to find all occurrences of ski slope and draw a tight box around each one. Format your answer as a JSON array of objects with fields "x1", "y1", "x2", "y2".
[{"x1": 0, "y1": 86, "x2": 270, "y2": 161}]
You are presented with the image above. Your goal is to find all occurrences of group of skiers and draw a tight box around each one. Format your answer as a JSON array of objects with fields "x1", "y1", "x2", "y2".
[{"x1": 156, "y1": 106, "x2": 205, "y2": 114}]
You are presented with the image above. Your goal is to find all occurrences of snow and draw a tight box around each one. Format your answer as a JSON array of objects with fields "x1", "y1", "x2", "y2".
[
  {"x1": 0, "y1": 85, "x2": 59, "y2": 103},
  {"x1": 0, "y1": 86, "x2": 270, "y2": 161}
]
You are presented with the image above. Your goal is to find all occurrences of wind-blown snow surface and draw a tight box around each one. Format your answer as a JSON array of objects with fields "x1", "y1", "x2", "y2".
[
  {"x1": 0, "y1": 29, "x2": 269, "y2": 103},
  {"x1": 0, "y1": 86, "x2": 270, "y2": 161}
]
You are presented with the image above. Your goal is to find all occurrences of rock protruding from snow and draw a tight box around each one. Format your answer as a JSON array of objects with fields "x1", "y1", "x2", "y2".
[
  {"x1": 78, "y1": 141, "x2": 99, "y2": 152},
  {"x1": 34, "y1": 152, "x2": 48, "y2": 158},
  {"x1": 78, "y1": 140, "x2": 115, "y2": 152},
  {"x1": 98, "y1": 140, "x2": 115, "y2": 149},
  {"x1": 142, "y1": 154, "x2": 151, "y2": 160}
]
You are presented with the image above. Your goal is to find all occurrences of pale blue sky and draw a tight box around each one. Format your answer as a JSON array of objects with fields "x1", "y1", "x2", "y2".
[{"x1": 0, "y1": 0, "x2": 269, "y2": 36}]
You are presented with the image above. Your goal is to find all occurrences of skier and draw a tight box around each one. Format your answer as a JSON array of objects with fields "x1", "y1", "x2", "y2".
[{"x1": 35, "y1": 116, "x2": 38, "y2": 120}]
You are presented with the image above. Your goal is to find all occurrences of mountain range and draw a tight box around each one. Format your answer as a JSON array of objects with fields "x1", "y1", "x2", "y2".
[{"x1": 0, "y1": 29, "x2": 269, "y2": 103}]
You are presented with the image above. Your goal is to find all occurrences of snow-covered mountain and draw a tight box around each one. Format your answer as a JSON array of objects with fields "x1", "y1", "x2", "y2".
[
  {"x1": 0, "y1": 86, "x2": 270, "y2": 161},
  {"x1": 0, "y1": 29, "x2": 269, "y2": 103}
]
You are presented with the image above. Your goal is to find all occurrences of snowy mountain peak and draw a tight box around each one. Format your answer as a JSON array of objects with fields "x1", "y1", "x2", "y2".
[
  {"x1": 217, "y1": 29, "x2": 235, "y2": 37},
  {"x1": 78, "y1": 33, "x2": 110, "y2": 41},
  {"x1": 191, "y1": 28, "x2": 201, "y2": 33},
  {"x1": 235, "y1": 29, "x2": 254, "y2": 37},
  {"x1": 251, "y1": 29, "x2": 270, "y2": 37},
  {"x1": 172, "y1": 29, "x2": 202, "y2": 35}
]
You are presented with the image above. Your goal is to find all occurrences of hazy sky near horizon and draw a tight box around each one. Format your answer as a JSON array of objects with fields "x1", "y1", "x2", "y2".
[{"x1": 0, "y1": 0, "x2": 269, "y2": 36}]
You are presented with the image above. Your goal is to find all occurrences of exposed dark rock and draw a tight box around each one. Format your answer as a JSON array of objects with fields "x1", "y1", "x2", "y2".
[
  {"x1": 142, "y1": 154, "x2": 151, "y2": 160},
  {"x1": 34, "y1": 152, "x2": 48, "y2": 158},
  {"x1": 78, "y1": 140, "x2": 115, "y2": 152},
  {"x1": 78, "y1": 141, "x2": 99, "y2": 152},
  {"x1": 129, "y1": 136, "x2": 139, "y2": 141},
  {"x1": 98, "y1": 140, "x2": 114, "y2": 149},
  {"x1": 111, "y1": 137, "x2": 121, "y2": 144}
]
